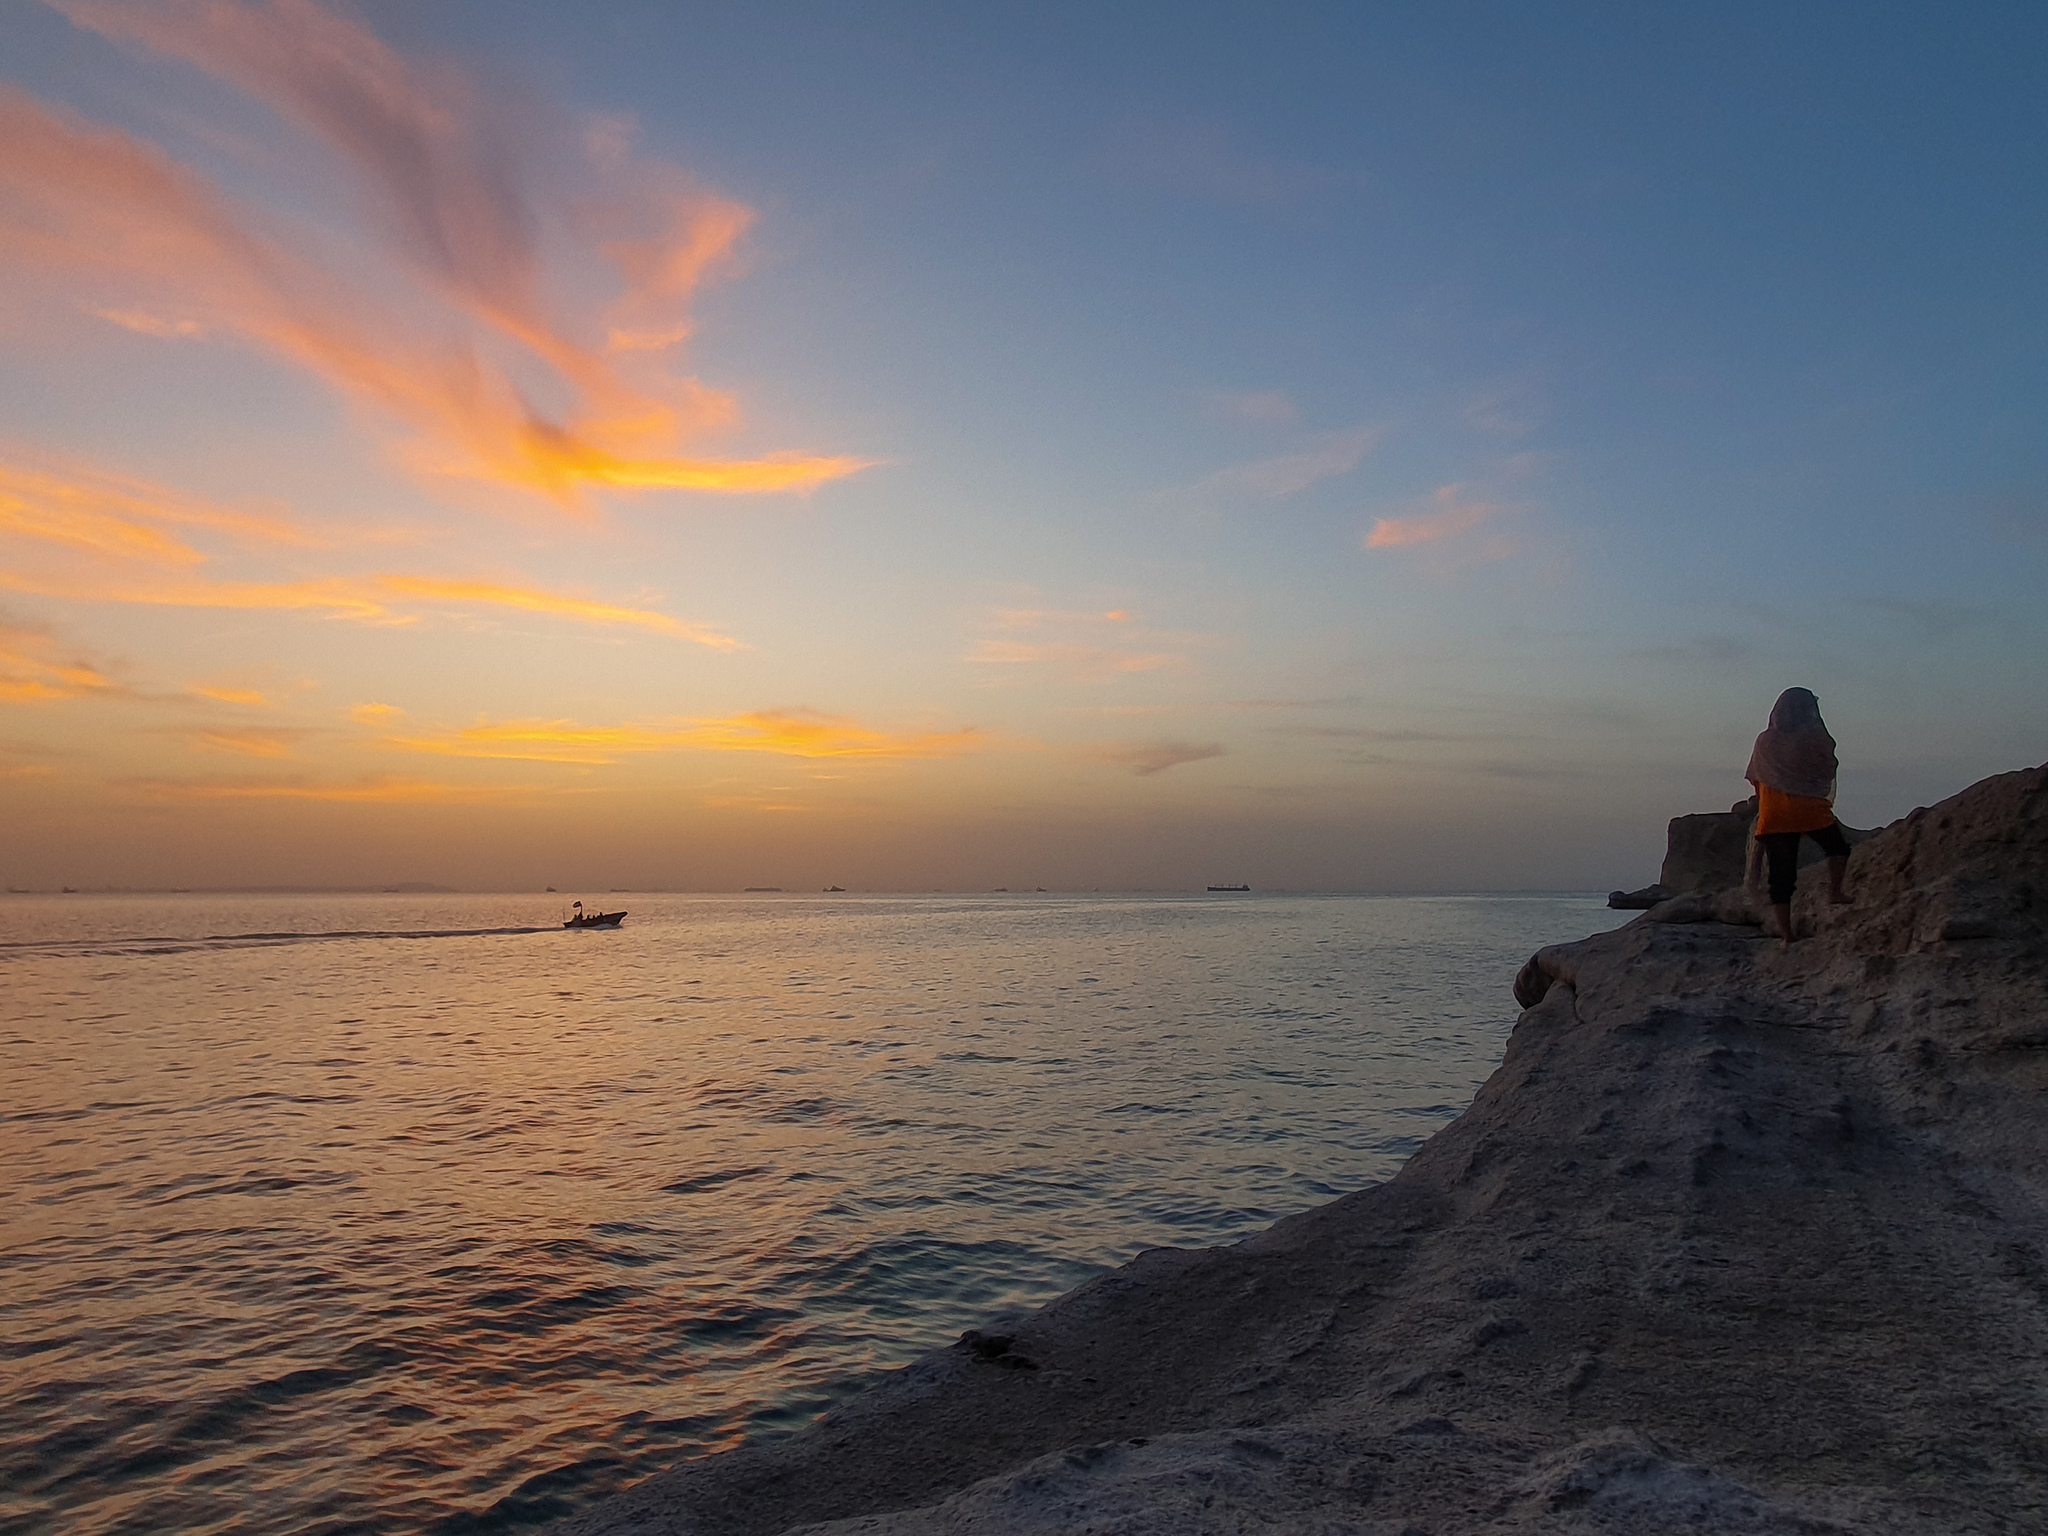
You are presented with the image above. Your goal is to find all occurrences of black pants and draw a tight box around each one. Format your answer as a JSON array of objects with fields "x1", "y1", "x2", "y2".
[{"x1": 1759, "y1": 823, "x2": 1850, "y2": 905}]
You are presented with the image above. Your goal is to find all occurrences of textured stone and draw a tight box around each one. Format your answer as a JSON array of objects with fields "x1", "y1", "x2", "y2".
[
  {"x1": 555, "y1": 762, "x2": 2048, "y2": 1536},
  {"x1": 1605, "y1": 884, "x2": 1670, "y2": 910}
]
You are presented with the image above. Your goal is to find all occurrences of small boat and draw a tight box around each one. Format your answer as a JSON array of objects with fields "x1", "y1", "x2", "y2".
[{"x1": 563, "y1": 901, "x2": 626, "y2": 928}]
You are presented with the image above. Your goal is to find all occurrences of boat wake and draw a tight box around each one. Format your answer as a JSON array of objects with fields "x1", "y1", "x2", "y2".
[{"x1": 0, "y1": 924, "x2": 557, "y2": 959}]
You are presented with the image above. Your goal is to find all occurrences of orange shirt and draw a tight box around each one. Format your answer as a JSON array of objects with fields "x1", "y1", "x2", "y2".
[{"x1": 1755, "y1": 782, "x2": 1835, "y2": 835}]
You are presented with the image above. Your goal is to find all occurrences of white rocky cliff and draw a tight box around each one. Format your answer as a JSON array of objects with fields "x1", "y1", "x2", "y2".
[{"x1": 555, "y1": 763, "x2": 2048, "y2": 1535}]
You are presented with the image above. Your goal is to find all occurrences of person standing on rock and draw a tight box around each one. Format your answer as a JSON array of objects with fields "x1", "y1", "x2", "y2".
[{"x1": 1745, "y1": 687, "x2": 1851, "y2": 946}]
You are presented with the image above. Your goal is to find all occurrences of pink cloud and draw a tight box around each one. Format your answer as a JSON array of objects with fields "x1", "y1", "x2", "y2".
[
  {"x1": 1192, "y1": 426, "x2": 1381, "y2": 502},
  {"x1": 1365, "y1": 484, "x2": 1507, "y2": 550},
  {"x1": 9, "y1": 2, "x2": 868, "y2": 501}
]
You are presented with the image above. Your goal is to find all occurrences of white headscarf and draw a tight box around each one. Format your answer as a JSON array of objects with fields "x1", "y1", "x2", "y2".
[{"x1": 1744, "y1": 687, "x2": 1837, "y2": 800}]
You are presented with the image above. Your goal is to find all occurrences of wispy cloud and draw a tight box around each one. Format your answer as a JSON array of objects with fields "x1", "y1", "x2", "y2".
[
  {"x1": 384, "y1": 708, "x2": 987, "y2": 765},
  {"x1": 0, "y1": 456, "x2": 312, "y2": 565},
  {"x1": 0, "y1": 568, "x2": 738, "y2": 644},
  {"x1": 0, "y1": 618, "x2": 125, "y2": 702},
  {"x1": 1188, "y1": 426, "x2": 1380, "y2": 502},
  {"x1": 12, "y1": 1, "x2": 869, "y2": 501},
  {"x1": 1364, "y1": 483, "x2": 1511, "y2": 551},
  {"x1": 4, "y1": 615, "x2": 305, "y2": 709},
  {"x1": 969, "y1": 606, "x2": 1192, "y2": 682},
  {"x1": 127, "y1": 773, "x2": 549, "y2": 803},
  {"x1": 0, "y1": 456, "x2": 739, "y2": 642},
  {"x1": 181, "y1": 726, "x2": 311, "y2": 758},
  {"x1": 84, "y1": 304, "x2": 205, "y2": 338},
  {"x1": 690, "y1": 710, "x2": 986, "y2": 760},
  {"x1": 387, "y1": 718, "x2": 686, "y2": 765},
  {"x1": 374, "y1": 577, "x2": 743, "y2": 646},
  {"x1": 191, "y1": 684, "x2": 271, "y2": 706},
  {"x1": 1090, "y1": 740, "x2": 1227, "y2": 776}
]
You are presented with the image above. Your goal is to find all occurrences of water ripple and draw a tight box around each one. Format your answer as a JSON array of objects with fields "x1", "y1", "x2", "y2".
[{"x1": 0, "y1": 889, "x2": 1621, "y2": 1536}]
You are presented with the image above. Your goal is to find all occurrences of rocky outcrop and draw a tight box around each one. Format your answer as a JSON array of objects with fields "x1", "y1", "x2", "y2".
[
  {"x1": 1659, "y1": 799, "x2": 1760, "y2": 893},
  {"x1": 557, "y1": 763, "x2": 2048, "y2": 1536},
  {"x1": 1637, "y1": 796, "x2": 1877, "y2": 900},
  {"x1": 1605, "y1": 882, "x2": 1670, "y2": 910}
]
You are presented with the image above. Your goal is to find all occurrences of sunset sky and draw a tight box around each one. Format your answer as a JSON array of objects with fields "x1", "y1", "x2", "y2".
[{"x1": 3, "y1": 0, "x2": 2044, "y2": 892}]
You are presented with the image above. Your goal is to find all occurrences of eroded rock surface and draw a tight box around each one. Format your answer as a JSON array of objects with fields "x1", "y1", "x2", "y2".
[
  {"x1": 1654, "y1": 797, "x2": 1875, "y2": 897},
  {"x1": 557, "y1": 764, "x2": 2048, "y2": 1536},
  {"x1": 1659, "y1": 800, "x2": 1759, "y2": 894},
  {"x1": 1604, "y1": 883, "x2": 1670, "y2": 911}
]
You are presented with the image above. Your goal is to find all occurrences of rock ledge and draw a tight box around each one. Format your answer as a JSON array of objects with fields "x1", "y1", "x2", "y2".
[{"x1": 557, "y1": 763, "x2": 2048, "y2": 1536}]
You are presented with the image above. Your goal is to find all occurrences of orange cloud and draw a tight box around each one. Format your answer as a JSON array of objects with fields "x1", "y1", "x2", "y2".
[
  {"x1": 11, "y1": 5, "x2": 870, "y2": 502},
  {"x1": 1365, "y1": 484, "x2": 1507, "y2": 549},
  {"x1": 183, "y1": 727, "x2": 306, "y2": 759},
  {"x1": 0, "y1": 568, "x2": 734, "y2": 644},
  {"x1": 385, "y1": 708, "x2": 986, "y2": 765},
  {"x1": 348, "y1": 702, "x2": 402, "y2": 725},
  {"x1": 371, "y1": 577, "x2": 743, "y2": 646},
  {"x1": 128, "y1": 774, "x2": 546, "y2": 803},
  {"x1": 0, "y1": 620, "x2": 123, "y2": 702},
  {"x1": 0, "y1": 456, "x2": 310, "y2": 568},
  {"x1": 386, "y1": 719, "x2": 689, "y2": 765},
  {"x1": 85, "y1": 304, "x2": 204, "y2": 338},
  {"x1": 680, "y1": 709, "x2": 987, "y2": 760},
  {"x1": 192, "y1": 685, "x2": 270, "y2": 706},
  {"x1": 1, "y1": 457, "x2": 731, "y2": 641}
]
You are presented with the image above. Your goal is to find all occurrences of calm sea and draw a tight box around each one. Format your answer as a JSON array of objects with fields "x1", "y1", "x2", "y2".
[{"x1": 1, "y1": 890, "x2": 1621, "y2": 1536}]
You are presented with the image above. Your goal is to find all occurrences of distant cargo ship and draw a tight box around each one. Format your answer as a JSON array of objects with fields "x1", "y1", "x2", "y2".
[{"x1": 1206, "y1": 884, "x2": 1250, "y2": 892}]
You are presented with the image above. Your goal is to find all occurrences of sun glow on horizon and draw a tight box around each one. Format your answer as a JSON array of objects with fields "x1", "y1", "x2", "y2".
[{"x1": 3, "y1": 0, "x2": 2041, "y2": 893}]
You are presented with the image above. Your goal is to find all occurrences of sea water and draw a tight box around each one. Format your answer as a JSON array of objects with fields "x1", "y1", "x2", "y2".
[{"x1": 1, "y1": 891, "x2": 1621, "y2": 1536}]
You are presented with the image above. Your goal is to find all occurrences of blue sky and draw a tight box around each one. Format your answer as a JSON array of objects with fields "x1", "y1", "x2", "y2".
[{"x1": 1, "y1": 0, "x2": 2042, "y2": 890}]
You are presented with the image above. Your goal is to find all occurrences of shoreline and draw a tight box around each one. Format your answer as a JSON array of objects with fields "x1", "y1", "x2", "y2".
[{"x1": 554, "y1": 761, "x2": 2048, "y2": 1535}]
